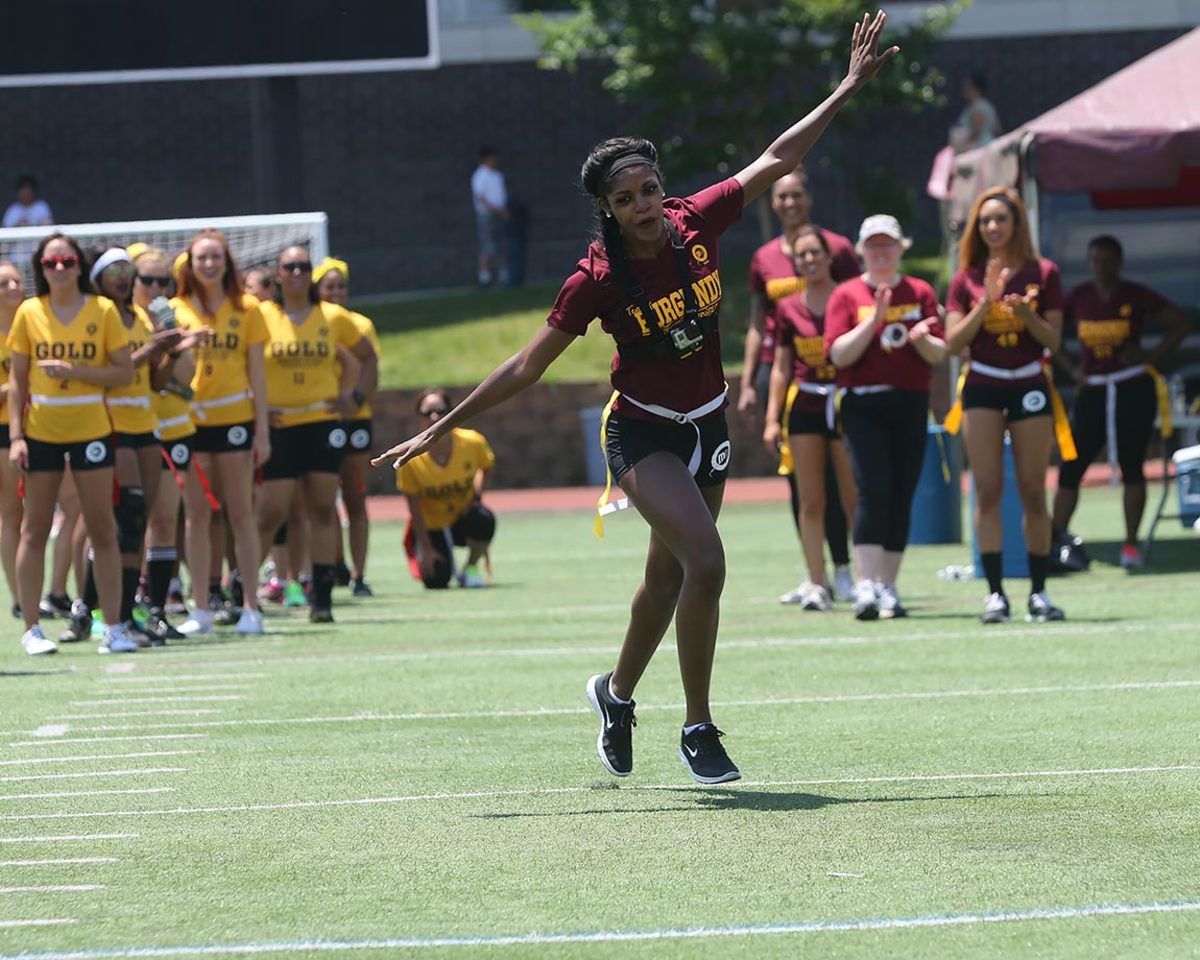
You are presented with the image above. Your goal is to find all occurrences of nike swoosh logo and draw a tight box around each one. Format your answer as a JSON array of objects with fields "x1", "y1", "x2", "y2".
[
  {"x1": 684, "y1": 744, "x2": 699, "y2": 758},
  {"x1": 600, "y1": 702, "x2": 614, "y2": 730}
]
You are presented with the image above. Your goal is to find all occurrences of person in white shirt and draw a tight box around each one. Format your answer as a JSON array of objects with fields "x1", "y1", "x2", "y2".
[
  {"x1": 2, "y1": 175, "x2": 54, "y2": 229},
  {"x1": 470, "y1": 147, "x2": 508, "y2": 287}
]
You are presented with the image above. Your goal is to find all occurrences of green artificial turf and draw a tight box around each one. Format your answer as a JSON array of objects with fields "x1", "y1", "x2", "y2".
[{"x1": 1, "y1": 484, "x2": 1197, "y2": 958}]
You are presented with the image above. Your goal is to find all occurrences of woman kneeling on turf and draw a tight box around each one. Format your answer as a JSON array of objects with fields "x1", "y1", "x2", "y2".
[{"x1": 396, "y1": 388, "x2": 496, "y2": 590}]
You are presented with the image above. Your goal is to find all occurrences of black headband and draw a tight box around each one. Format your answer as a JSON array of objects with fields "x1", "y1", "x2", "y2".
[{"x1": 602, "y1": 153, "x2": 657, "y2": 184}]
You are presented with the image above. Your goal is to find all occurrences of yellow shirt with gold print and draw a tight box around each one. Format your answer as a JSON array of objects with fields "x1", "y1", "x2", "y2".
[
  {"x1": 172, "y1": 293, "x2": 267, "y2": 426},
  {"x1": 106, "y1": 305, "x2": 159, "y2": 436}
]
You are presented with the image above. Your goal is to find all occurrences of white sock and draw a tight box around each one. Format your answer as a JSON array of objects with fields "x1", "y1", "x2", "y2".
[
  {"x1": 607, "y1": 678, "x2": 631, "y2": 705},
  {"x1": 682, "y1": 722, "x2": 709, "y2": 736}
]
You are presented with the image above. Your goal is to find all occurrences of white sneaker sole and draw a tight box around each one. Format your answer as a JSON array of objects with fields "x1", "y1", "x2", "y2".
[
  {"x1": 678, "y1": 749, "x2": 742, "y2": 784},
  {"x1": 585, "y1": 675, "x2": 629, "y2": 778},
  {"x1": 981, "y1": 614, "x2": 1011, "y2": 625}
]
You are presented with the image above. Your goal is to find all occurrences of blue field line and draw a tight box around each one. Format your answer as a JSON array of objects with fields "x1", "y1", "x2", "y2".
[{"x1": 4, "y1": 900, "x2": 1200, "y2": 958}]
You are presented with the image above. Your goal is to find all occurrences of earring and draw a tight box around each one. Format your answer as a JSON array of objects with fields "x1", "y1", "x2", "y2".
[{"x1": 604, "y1": 211, "x2": 613, "y2": 219}]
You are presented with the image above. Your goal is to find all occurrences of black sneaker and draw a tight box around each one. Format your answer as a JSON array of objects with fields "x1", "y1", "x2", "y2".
[
  {"x1": 1027, "y1": 592, "x2": 1065, "y2": 623},
  {"x1": 58, "y1": 599, "x2": 92, "y2": 643},
  {"x1": 213, "y1": 600, "x2": 240, "y2": 627},
  {"x1": 143, "y1": 608, "x2": 184, "y2": 646},
  {"x1": 351, "y1": 577, "x2": 374, "y2": 598},
  {"x1": 679, "y1": 723, "x2": 741, "y2": 784},
  {"x1": 334, "y1": 561, "x2": 352, "y2": 588},
  {"x1": 980, "y1": 592, "x2": 1011, "y2": 625},
  {"x1": 586, "y1": 671, "x2": 636, "y2": 777},
  {"x1": 39, "y1": 593, "x2": 72, "y2": 619},
  {"x1": 309, "y1": 606, "x2": 334, "y2": 624},
  {"x1": 229, "y1": 572, "x2": 244, "y2": 609}
]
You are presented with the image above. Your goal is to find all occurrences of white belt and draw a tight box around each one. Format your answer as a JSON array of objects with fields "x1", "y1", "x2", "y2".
[
  {"x1": 156, "y1": 412, "x2": 193, "y2": 431},
  {"x1": 848, "y1": 385, "x2": 894, "y2": 395},
  {"x1": 620, "y1": 384, "x2": 728, "y2": 476},
  {"x1": 193, "y1": 390, "x2": 249, "y2": 421},
  {"x1": 31, "y1": 393, "x2": 103, "y2": 407},
  {"x1": 1085, "y1": 365, "x2": 1149, "y2": 487},
  {"x1": 797, "y1": 381, "x2": 838, "y2": 432},
  {"x1": 269, "y1": 399, "x2": 330, "y2": 417},
  {"x1": 106, "y1": 396, "x2": 151, "y2": 409},
  {"x1": 970, "y1": 359, "x2": 1043, "y2": 381}
]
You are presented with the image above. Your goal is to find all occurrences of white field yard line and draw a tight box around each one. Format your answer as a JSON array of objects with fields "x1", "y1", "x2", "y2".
[
  {"x1": 41, "y1": 679, "x2": 1200, "y2": 734},
  {"x1": 65, "y1": 685, "x2": 256, "y2": 695},
  {"x1": 1, "y1": 764, "x2": 1196, "y2": 823},
  {"x1": 0, "y1": 858, "x2": 118, "y2": 866},
  {"x1": 7, "y1": 734, "x2": 208, "y2": 748},
  {"x1": 0, "y1": 788, "x2": 175, "y2": 802},
  {"x1": 0, "y1": 833, "x2": 138, "y2": 844},
  {"x1": 0, "y1": 752, "x2": 196, "y2": 768},
  {"x1": 65, "y1": 696, "x2": 243, "y2": 706},
  {"x1": 2, "y1": 900, "x2": 1200, "y2": 958},
  {"x1": 73, "y1": 620, "x2": 1194, "y2": 672},
  {"x1": 0, "y1": 885, "x2": 104, "y2": 894},
  {"x1": 97, "y1": 674, "x2": 267, "y2": 683},
  {"x1": 0, "y1": 768, "x2": 186, "y2": 784},
  {"x1": 0, "y1": 918, "x2": 77, "y2": 930},
  {"x1": 49, "y1": 711, "x2": 223, "y2": 721}
]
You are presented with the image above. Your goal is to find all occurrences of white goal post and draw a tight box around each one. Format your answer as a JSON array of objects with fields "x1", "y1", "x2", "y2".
[{"x1": 0, "y1": 211, "x2": 329, "y2": 294}]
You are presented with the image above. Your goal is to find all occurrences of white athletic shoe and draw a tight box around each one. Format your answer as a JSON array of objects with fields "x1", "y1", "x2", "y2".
[
  {"x1": 800, "y1": 583, "x2": 834, "y2": 612},
  {"x1": 177, "y1": 608, "x2": 214, "y2": 636},
  {"x1": 877, "y1": 583, "x2": 907, "y2": 619},
  {"x1": 853, "y1": 580, "x2": 880, "y2": 621},
  {"x1": 99, "y1": 623, "x2": 139, "y2": 654},
  {"x1": 980, "y1": 592, "x2": 1011, "y2": 625},
  {"x1": 833, "y1": 565, "x2": 855, "y2": 603},
  {"x1": 21, "y1": 625, "x2": 58, "y2": 656},
  {"x1": 234, "y1": 607, "x2": 264, "y2": 635},
  {"x1": 778, "y1": 582, "x2": 809, "y2": 605}
]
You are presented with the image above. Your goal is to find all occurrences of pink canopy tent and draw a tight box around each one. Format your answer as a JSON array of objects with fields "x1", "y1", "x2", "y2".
[{"x1": 951, "y1": 27, "x2": 1200, "y2": 226}]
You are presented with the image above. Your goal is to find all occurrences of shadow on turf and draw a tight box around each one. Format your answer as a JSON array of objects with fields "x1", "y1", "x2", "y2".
[
  {"x1": 1, "y1": 668, "x2": 73, "y2": 676},
  {"x1": 1069, "y1": 537, "x2": 1198, "y2": 574},
  {"x1": 471, "y1": 789, "x2": 1016, "y2": 818}
]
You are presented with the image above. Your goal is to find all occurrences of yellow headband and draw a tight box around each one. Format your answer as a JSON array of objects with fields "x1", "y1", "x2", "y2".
[
  {"x1": 172, "y1": 251, "x2": 189, "y2": 281},
  {"x1": 126, "y1": 242, "x2": 149, "y2": 261},
  {"x1": 312, "y1": 256, "x2": 349, "y2": 285}
]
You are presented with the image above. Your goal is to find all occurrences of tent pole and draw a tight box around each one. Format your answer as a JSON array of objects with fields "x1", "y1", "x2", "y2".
[{"x1": 1018, "y1": 132, "x2": 1042, "y2": 254}]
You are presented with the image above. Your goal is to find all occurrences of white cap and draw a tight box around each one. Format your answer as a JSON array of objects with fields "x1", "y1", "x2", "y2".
[
  {"x1": 856, "y1": 214, "x2": 912, "y2": 253},
  {"x1": 89, "y1": 247, "x2": 132, "y2": 285}
]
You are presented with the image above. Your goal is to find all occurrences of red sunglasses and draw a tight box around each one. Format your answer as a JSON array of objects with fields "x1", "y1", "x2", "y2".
[{"x1": 40, "y1": 255, "x2": 80, "y2": 269}]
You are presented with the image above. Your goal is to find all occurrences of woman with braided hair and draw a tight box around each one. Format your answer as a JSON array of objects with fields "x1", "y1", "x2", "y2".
[{"x1": 375, "y1": 12, "x2": 896, "y2": 784}]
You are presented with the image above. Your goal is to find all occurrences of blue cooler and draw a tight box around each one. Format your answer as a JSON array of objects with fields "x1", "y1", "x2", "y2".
[
  {"x1": 969, "y1": 434, "x2": 1029, "y2": 579},
  {"x1": 909, "y1": 424, "x2": 962, "y2": 544},
  {"x1": 1172, "y1": 444, "x2": 1200, "y2": 528}
]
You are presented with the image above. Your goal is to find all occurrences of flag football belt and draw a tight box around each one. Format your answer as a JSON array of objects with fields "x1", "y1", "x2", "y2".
[
  {"x1": 31, "y1": 393, "x2": 103, "y2": 406},
  {"x1": 156, "y1": 412, "x2": 193, "y2": 432},
  {"x1": 105, "y1": 396, "x2": 151, "y2": 408},
  {"x1": 269, "y1": 400, "x2": 330, "y2": 417},
  {"x1": 1084, "y1": 364, "x2": 1172, "y2": 486},
  {"x1": 192, "y1": 390, "x2": 250, "y2": 421}
]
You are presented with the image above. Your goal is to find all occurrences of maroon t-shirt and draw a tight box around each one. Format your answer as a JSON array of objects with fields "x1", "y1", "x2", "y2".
[
  {"x1": 748, "y1": 229, "x2": 859, "y2": 365},
  {"x1": 1065, "y1": 280, "x2": 1170, "y2": 378},
  {"x1": 547, "y1": 178, "x2": 744, "y2": 421},
  {"x1": 824, "y1": 276, "x2": 943, "y2": 392},
  {"x1": 946, "y1": 259, "x2": 1063, "y2": 388},
  {"x1": 775, "y1": 293, "x2": 838, "y2": 414}
]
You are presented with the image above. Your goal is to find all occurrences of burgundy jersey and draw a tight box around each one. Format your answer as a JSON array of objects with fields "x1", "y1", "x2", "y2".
[
  {"x1": 748, "y1": 229, "x2": 859, "y2": 365},
  {"x1": 775, "y1": 293, "x2": 837, "y2": 414},
  {"x1": 547, "y1": 177, "x2": 743, "y2": 421},
  {"x1": 1065, "y1": 280, "x2": 1169, "y2": 377},
  {"x1": 947, "y1": 259, "x2": 1063, "y2": 388},
  {"x1": 824, "y1": 276, "x2": 943, "y2": 392}
]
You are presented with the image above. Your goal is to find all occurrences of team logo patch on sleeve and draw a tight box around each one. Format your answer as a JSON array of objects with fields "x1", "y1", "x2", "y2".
[
  {"x1": 227, "y1": 425, "x2": 249, "y2": 446},
  {"x1": 84, "y1": 440, "x2": 107, "y2": 463},
  {"x1": 1022, "y1": 390, "x2": 1047, "y2": 413}
]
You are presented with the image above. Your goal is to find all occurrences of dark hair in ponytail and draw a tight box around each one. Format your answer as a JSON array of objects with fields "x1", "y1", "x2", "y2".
[{"x1": 579, "y1": 137, "x2": 663, "y2": 276}]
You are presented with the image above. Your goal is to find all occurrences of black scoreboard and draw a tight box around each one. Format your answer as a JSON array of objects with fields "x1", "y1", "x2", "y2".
[{"x1": 0, "y1": 0, "x2": 437, "y2": 87}]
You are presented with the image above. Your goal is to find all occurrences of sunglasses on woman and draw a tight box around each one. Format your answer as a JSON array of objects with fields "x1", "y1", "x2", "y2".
[
  {"x1": 40, "y1": 255, "x2": 79, "y2": 269},
  {"x1": 137, "y1": 274, "x2": 171, "y2": 287},
  {"x1": 280, "y1": 261, "x2": 312, "y2": 274},
  {"x1": 420, "y1": 405, "x2": 449, "y2": 417}
]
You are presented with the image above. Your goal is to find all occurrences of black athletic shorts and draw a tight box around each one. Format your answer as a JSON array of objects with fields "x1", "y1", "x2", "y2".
[
  {"x1": 345, "y1": 418, "x2": 373, "y2": 453},
  {"x1": 115, "y1": 430, "x2": 159, "y2": 449},
  {"x1": 787, "y1": 400, "x2": 838, "y2": 439},
  {"x1": 26, "y1": 435, "x2": 115, "y2": 472},
  {"x1": 604, "y1": 411, "x2": 730, "y2": 488},
  {"x1": 261, "y1": 420, "x2": 347, "y2": 481},
  {"x1": 160, "y1": 437, "x2": 193, "y2": 472},
  {"x1": 192, "y1": 421, "x2": 254, "y2": 454},
  {"x1": 0, "y1": 425, "x2": 8, "y2": 447},
  {"x1": 962, "y1": 382, "x2": 1051, "y2": 423}
]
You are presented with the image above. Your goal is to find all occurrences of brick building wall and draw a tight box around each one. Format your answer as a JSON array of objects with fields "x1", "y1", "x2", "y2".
[{"x1": 1, "y1": 28, "x2": 1185, "y2": 295}]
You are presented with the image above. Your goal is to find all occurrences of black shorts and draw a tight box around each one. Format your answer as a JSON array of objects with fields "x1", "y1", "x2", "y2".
[
  {"x1": 192, "y1": 421, "x2": 254, "y2": 454},
  {"x1": 787, "y1": 401, "x2": 838, "y2": 439},
  {"x1": 345, "y1": 419, "x2": 374, "y2": 453},
  {"x1": 604, "y1": 411, "x2": 730, "y2": 488},
  {"x1": 26, "y1": 435, "x2": 115, "y2": 473},
  {"x1": 261, "y1": 420, "x2": 347, "y2": 481},
  {"x1": 962, "y1": 382, "x2": 1051, "y2": 423},
  {"x1": 115, "y1": 430, "x2": 159, "y2": 450},
  {"x1": 160, "y1": 438, "x2": 193, "y2": 472},
  {"x1": 0, "y1": 425, "x2": 8, "y2": 447}
]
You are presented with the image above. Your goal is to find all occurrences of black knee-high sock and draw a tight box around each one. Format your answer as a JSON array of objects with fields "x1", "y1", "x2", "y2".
[
  {"x1": 980, "y1": 552, "x2": 1004, "y2": 596},
  {"x1": 311, "y1": 563, "x2": 335, "y2": 609},
  {"x1": 785, "y1": 472, "x2": 800, "y2": 532},
  {"x1": 83, "y1": 556, "x2": 98, "y2": 610},
  {"x1": 146, "y1": 547, "x2": 177, "y2": 609},
  {"x1": 120, "y1": 567, "x2": 140, "y2": 624},
  {"x1": 1028, "y1": 553, "x2": 1049, "y2": 595}
]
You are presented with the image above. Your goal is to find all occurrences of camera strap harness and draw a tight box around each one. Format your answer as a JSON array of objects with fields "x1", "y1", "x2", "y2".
[{"x1": 613, "y1": 218, "x2": 718, "y2": 363}]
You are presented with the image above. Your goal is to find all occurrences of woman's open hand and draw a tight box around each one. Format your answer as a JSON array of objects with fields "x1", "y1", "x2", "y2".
[{"x1": 845, "y1": 10, "x2": 900, "y2": 91}]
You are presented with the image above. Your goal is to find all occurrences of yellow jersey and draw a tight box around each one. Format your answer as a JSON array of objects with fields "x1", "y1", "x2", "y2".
[
  {"x1": 0, "y1": 328, "x2": 11, "y2": 425},
  {"x1": 259, "y1": 300, "x2": 363, "y2": 428},
  {"x1": 106, "y1": 305, "x2": 159, "y2": 436},
  {"x1": 172, "y1": 294, "x2": 267, "y2": 426},
  {"x1": 333, "y1": 310, "x2": 382, "y2": 419},
  {"x1": 7, "y1": 295, "x2": 129, "y2": 444},
  {"x1": 395, "y1": 428, "x2": 495, "y2": 530}
]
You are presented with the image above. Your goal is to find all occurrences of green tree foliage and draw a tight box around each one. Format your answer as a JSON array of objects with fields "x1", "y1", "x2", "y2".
[{"x1": 519, "y1": 1, "x2": 964, "y2": 231}]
